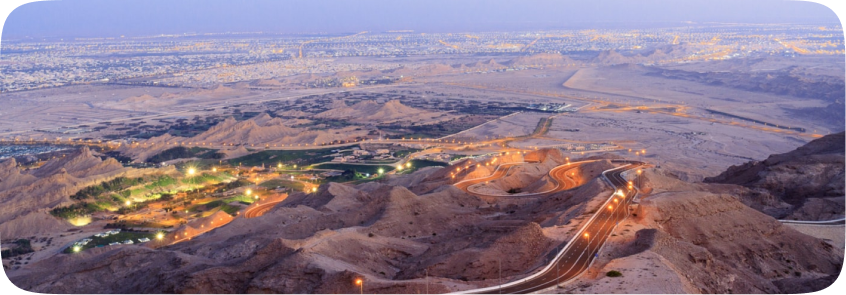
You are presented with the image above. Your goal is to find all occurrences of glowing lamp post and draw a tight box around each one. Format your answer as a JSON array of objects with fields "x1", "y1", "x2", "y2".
[
  {"x1": 187, "y1": 167, "x2": 197, "y2": 199},
  {"x1": 355, "y1": 278, "x2": 363, "y2": 294}
]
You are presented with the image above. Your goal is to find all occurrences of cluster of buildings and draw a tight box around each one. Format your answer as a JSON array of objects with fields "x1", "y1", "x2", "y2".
[
  {"x1": 330, "y1": 147, "x2": 393, "y2": 163},
  {"x1": 2, "y1": 24, "x2": 841, "y2": 92},
  {"x1": 93, "y1": 229, "x2": 121, "y2": 238}
]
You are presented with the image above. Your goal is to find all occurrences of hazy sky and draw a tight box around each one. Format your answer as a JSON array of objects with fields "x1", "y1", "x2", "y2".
[{"x1": 2, "y1": 0, "x2": 841, "y2": 39}]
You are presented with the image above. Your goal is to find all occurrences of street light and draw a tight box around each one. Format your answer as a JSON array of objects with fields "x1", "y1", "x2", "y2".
[
  {"x1": 72, "y1": 245, "x2": 81, "y2": 253},
  {"x1": 187, "y1": 167, "x2": 197, "y2": 199},
  {"x1": 355, "y1": 278, "x2": 363, "y2": 294},
  {"x1": 156, "y1": 232, "x2": 164, "y2": 240}
]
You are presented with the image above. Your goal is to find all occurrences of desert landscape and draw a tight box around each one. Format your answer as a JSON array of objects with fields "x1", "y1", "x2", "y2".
[{"x1": 1, "y1": 1, "x2": 844, "y2": 294}]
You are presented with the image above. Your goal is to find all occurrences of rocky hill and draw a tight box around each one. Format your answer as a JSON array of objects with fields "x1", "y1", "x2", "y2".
[
  {"x1": 7, "y1": 149, "x2": 843, "y2": 293},
  {"x1": 121, "y1": 113, "x2": 371, "y2": 161},
  {"x1": 314, "y1": 99, "x2": 451, "y2": 124},
  {"x1": 190, "y1": 114, "x2": 302, "y2": 144},
  {"x1": 8, "y1": 150, "x2": 615, "y2": 293},
  {"x1": 704, "y1": 132, "x2": 844, "y2": 220},
  {"x1": 506, "y1": 53, "x2": 578, "y2": 67},
  {"x1": 0, "y1": 147, "x2": 143, "y2": 238}
]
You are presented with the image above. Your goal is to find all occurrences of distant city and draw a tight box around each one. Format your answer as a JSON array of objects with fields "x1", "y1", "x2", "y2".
[{"x1": 2, "y1": 24, "x2": 842, "y2": 91}]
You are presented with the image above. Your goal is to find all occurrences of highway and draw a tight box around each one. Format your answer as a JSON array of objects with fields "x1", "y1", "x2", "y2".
[
  {"x1": 778, "y1": 217, "x2": 846, "y2": 225},
  {"x1": 457, "y1": 161, "x2": 642, "y2": 294}
]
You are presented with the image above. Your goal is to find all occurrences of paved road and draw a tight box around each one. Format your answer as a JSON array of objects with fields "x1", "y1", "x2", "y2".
[
  {"x1": 457, "y1": 161, "x2": 643, "y2": 294},
  {"x1": 243, "y1": 200, "x2": 284, "y2": 218},
  {"x1": 779, "y1": 218, "x2": 846, "y2": 225},
  {"x1": 453, "y1": 162, "x2": 525, "y2": 195},
  {"x1": 454, "y1": 160, "x2": 594, "y2": 197}
]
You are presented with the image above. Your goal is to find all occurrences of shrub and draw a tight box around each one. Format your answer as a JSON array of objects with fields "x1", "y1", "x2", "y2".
[{"x1": 606, "y1": 270, "x2": 623, "y2": 277}]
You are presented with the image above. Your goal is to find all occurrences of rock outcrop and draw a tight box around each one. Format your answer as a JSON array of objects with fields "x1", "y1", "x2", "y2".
[
  {"x1": 0, "y1": 147, "x2": 140, "y2": 238},
  {"x1": 704, "y1": 132, "x2": 844, "y2": 220}
]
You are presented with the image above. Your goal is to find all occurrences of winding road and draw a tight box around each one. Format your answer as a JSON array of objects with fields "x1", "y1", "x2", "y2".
[
  {"x1": 243, "y1": 200, "x2": 285, "y2": 219},
  {"x1": 454, "y1": 160, "x2": 594, "y2": 197},
  {"x1": 455, "y1": 160, "x2": 643, "y2": 294}
]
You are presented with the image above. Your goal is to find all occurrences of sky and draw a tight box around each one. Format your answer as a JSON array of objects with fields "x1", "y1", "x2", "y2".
[{"x1": 1, "y1": 0, "x2": 842, "y2": 39}]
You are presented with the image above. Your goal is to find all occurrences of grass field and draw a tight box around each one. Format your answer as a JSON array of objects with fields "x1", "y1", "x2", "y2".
[
  {"x1": 259, "y1": 179, "x2": 306, "y2": 191},
  {"x1": 64, "y1": 231, "x2": 157, "y2": 253},
  {"x1": 312, "y1": 163, "x2": 395, "y2": 175},
  {"x1": 227, "y1": 148, "x2": 337, "y2": 167}
]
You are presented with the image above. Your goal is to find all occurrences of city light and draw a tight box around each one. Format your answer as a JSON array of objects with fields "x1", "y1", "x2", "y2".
[
  {"x1": 187, "y1": 167, "x2": 196, "y2": 175},
  {"x1": 72, "y1": 245, "x2": 81, "y2": 253},
  {"x1": 156, "y1": 232, "x2": 164, "y2": 240}
]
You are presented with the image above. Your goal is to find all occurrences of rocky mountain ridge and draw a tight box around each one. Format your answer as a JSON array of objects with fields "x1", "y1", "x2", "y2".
[{"x1": 705, "y1": 132, "x2": 844, "y2": 220}]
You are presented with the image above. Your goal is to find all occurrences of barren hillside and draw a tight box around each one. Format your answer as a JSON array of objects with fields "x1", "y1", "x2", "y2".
[
  {"x1": 567, "y1": 166, "x2": 843, "y2": 294},
  {"x1": 0, "y1": 147, "x2": 150, "y2": 238},
  {"x1": 314, "y1": 99, "x2": 452, "y2": 124},
  {"x1": 8, "y1": 148, "x2": 843, "y2": 293},
  {"x1": 704, "y1": 132, "x2": 844, "y2": 220}
]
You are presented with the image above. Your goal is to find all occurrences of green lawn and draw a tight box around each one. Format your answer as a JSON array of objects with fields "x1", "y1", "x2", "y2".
[
  {"x1": 259, "y1": 179, "x2": 306, "y2": 190},
  {"x1": 403, "y1": 159, "x2": 448, "y2": 172},
  {"x1": 312, "y1": 163, "x2": 395, "y2": 175},
  {"x1": 227, "y1": 148, "x2": 338, "y2": 167},
  {"x1": 219, "y1": 204, "x2": 242, "y2": 216},
  {"x1": 223, "y1": 194, "x2": 255, "y2": 204},
  {"x1": 64, "y1": 231, "x2": 157, "y2": 253}
]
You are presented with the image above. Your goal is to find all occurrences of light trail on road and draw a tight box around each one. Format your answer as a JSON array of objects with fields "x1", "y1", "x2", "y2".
[{"x1": 455, "y1": 161, "x2": 643, "y2": 294}]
